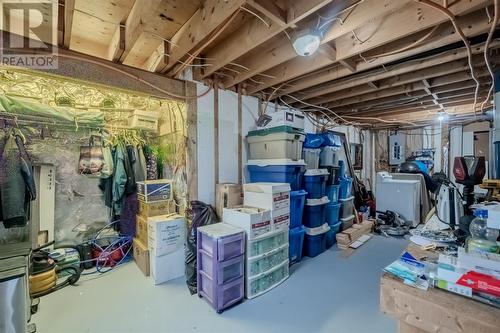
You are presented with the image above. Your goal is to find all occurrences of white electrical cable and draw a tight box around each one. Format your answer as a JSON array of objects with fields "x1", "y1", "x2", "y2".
[
  {"x1": 480, "y1": 1, "x2": 499, "y2": 113},
  {"x1": 415, "y1": 0, "x2": 481, "y2": 117}
]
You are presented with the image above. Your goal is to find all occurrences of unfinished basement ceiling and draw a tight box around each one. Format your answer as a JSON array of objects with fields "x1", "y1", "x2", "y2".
[{"x1": 26, "y1": 0, "x2": 500, "y2": 126}]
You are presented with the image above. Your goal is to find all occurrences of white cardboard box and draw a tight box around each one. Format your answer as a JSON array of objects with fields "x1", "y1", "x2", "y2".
[
  {"x1": 223, "y1": 206, "x2": 272, "y2": 239},
  {"x1": 147, "y1": 214, "x2": 186, "y2": 257},
  {"x1": 271, "y1": 208, "x2": 290, "y2": 232},
  {"x1": 244, "y1": 183, "x2": 291, "y2": 211},
  {"x1": 150, "y1": 247, "x2": 185, "y2": 285},
  {"x1": 484, "y1": 204, "x2": 500, "y2": 229}
]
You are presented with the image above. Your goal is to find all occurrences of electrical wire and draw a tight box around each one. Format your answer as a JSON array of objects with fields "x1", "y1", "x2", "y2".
[
  {"x1": 414, "y1": 0, "x2": 480, "y2": 117},
  {"x1": 240, "y1": 6, "x2": 271, "y2": 27},
  {"x1": 29, "y1": 53, "x2": 214, "y2": 100},
  {"x1": 480, "y1": 1, "x2": 499, "y2": 114}
]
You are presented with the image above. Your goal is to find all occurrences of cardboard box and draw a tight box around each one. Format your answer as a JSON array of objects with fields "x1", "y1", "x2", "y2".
[
  {"x1": 223, "y1": 206, "x2": 272, "y2": 239},
  {"x1": 136, "y1": 215, "x2": 149, "y2": 246},
  {"x1": 457, "y1": 247, "x2": 500, "y2": 275},
  {"x1": 243, "y1": 183, "x2": 291, "y2": 211},
  {"x1": 147, "y1": 214, "x2": 186, "y2": 257},
  {"x1": 133, "y1": 237, "x2": 149, "y2": 276},
  {"x1": 216, "y1": 183, "x2": 243, "y2": 219},
  {"x1": 272, "y1": 208, "x2": 290, "y2": 232},
  {"x1": 484, "y1": 204, "x2": 500, "y2": 229},
  {"x1": 150, "y1": 247, "x2": 185, "y2": 285},
  {"x1": 138, "y1": 199, "x2": 176, "y2": 218},
  {"x1": 137, "y1": 179, "x2": 173, "y2": 203}
]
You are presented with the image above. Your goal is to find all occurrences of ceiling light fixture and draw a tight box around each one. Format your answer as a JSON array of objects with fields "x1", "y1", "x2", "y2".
[
  {"x1": 437, "y1": 110, "x2": 448, "y2": 122},
  {"x1": 292, "y1": 29, "x2": 323, "y2": 57}
]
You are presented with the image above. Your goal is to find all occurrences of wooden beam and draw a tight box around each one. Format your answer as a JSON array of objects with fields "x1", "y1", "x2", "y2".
[
  {"x1": 318, "y1": 44, "x2": 337, "y2": 62},
  {"x1": 107, "y1": 25, "x2": 126, "y2": 62},
  {"x1": 367, "y1": 82, "x2": 378, "y2": 89},
  {"x1": 248, "y1": 3, "x2": 491, "y2": 94},
  {"x1": 339, "y1": 59, "x2": 357, "y2": 73},
  {"x1": 201, "y1": 0, "x2": 338, "y2": 79},
  {"x1": 312, "y1": 68, "x2": 491, "y2": 107},
  {"x1": 142, "y1": 39, "x2": 169, "y2": 71},
  {"x1": 119, "y1": 0, "x2": 163, "y2": 63},
  {"x1": 186, "y1": 81, "x2": 198, "y2": 201},
  {"x1": 223, "y1": 0, "x2": 410, "y2": 88},
  {"x1": 156, "y1": 0, "x2": 246, "y2": 74},
  {"x1": 325, "y1": 79, "x2": 481, "y2": 109},
  {"x1": 247, "y1": 0, "x2": 287, "y2": 27},
  {"x1": 297, "y1": 55, "x2": 484, "y2": 103},
  {"x1": 62, "y1": 0, "x2": 75, "y2": 48}
]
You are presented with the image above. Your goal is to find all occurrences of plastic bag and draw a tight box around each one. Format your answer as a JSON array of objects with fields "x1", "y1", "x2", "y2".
[
  {"x1": 303, "y1": 133, "x2": 324, "y2": 148},
  {"x1": 322, "y1": 132, "x2": 342, "y2": 147},
  {"x1": 185, "y1": 200, "x2": 218, "y2": 294}
]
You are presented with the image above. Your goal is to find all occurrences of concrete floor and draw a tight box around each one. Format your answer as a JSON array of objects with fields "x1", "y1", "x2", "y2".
[{"x1": 33, "y1": 236, "x2": 407, "y2": 333}]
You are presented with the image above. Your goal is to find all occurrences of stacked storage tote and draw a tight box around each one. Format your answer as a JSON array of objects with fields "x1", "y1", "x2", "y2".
[
  {"x1": 302, "y1": 169, "x2": 331, "y2": 256},
  {"x1": 246, "y1": 119, "x2": 307, "y2": 266},
  {"x1": 223, "y1": 204, "x2": 289, "y2": 299},
  {"x1": 196, "y1": 223, "x2": 246, "y2": 313}
]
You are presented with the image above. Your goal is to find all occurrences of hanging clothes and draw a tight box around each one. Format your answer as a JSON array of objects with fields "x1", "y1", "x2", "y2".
[
  {"x1": 0, "y1": 132, "x2": 36, "y2": 228},
  {"x1": 137, "y1": 145, "x2": 147, "y2": 181},
  {"x1": 144, "y1": 145, "x2": 158, "y2": 180},
  {"x1": 128, "y1": 145, "x2": 145, "y2": 183}
]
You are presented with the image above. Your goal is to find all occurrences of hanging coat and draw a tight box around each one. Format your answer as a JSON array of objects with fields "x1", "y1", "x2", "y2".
[{"x1": 0, "y1": 133, "x2": 36, "y2": 228}]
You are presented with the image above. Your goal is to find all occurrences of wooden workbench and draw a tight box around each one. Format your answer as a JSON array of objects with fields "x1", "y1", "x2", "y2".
[{"x1": 380, "y1": 245, "x2": 500, "y2": 333}]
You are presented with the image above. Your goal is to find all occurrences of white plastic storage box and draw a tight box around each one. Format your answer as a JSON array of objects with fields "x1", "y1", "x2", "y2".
[
  {"x1": 262, "y1": 108, "x2": 305, "y2": 130},
  {"x1": 247, "y1": 229, "x2": 288, "y2": 258},
  {"x1": 137, "y1": 179, "x2": 173, "y2": 203},
  {"x1": 246, "y1": 259, "x2": 289, "y2": 299},
  {"x1": 128, "y1": 110, "x2": 160, "y2": 132},
  {"x1": 150, "y1": 246, "x2": 185, "y2": 285},
  {"x1": 303, "y1": 148, "x2": 321, "y2": 170},
  {"x1": 320, "y1": 146, "x2": 339, "y2": 167},
  {"x1": 247, "y1": 126, "x2": 305, "y2": 161},
  {"x1": 223, "y1": 207, "x2": 272, "y2": 239},
  {"x1": 243, "y1": 183, "x2": 291, "y2": 211},
  {"x1": 147, "y1": 214, "x2": 186, "y2": 257},
  {"x1": 270, "y1": 208, "x2": 290, "y2": 232}
]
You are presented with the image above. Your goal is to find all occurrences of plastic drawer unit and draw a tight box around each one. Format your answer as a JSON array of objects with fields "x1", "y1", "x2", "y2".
[
  {"x1": 246, "y1": 259, "x2": 289, "y2": 299},
  {"x1": 196, "y1": 223, "x2": 246, "y2": 313},
  {"x1": 247, "y1": 229, "x2": 289, "y2": 258},
  {"x1": 247, "y1": 244, "x2": 289, "y2": 277}
]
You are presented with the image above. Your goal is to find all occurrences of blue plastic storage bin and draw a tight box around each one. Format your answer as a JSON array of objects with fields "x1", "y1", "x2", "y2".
[
  {"x1": 326, "y1": 202, "x2": 341, "y2": 225},
  {"x1": 339, "y1": 177, "x2": 353, "y2": 199},
  {"x1": 326, "y1": 184, "x2": 340, "y2": 203},
  {"x1": 289, "y1": 226, "x2": 305, "y2": 265},
  {"x1": 325, "y1": 222, "x2": 341, "y2": 249},
  {"x1": 247, "y1": 160, "x2": 305, "y2": 191},
  {"x1": 290, "y1": 190, "x2": 307, "y2": 229},
  {"x1": 303, "y1": 224, "x2": 329, "y2": 257},
  {"x1": 303, "y1": 169, "x2": 329, "y2": 199},
  {"x1": 303, "y1": 197, "x2": 329, "y2": 228}
]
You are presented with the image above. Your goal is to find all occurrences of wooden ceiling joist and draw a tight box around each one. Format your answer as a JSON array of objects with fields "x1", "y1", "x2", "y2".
[
  {"x1": 60, "y1": 0, "x2": 75, "y2": 48},
  {"x1": 247, "y1": 2, "x2": 491, "y2": 95},
  {"x1": 119, "y1": 0, "x2": 163, "y2": 63},
  {"x1": 246, "y1": 0, "x2": 287, "y2": 27},
  {"x1": 222, "y1": 0, "x2": 411, "y2": 88},
  {"x1": 151, "y1": 0, "x2": 245, "y2": 74},
  {"x1": 200, "y1": 0, "x2": 339, "y2": 79}
]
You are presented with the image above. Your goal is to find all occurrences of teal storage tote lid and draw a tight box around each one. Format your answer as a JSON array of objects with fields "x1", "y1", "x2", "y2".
[{"x1": 247, "y1": 125, "x2": 305, "y2": 137}]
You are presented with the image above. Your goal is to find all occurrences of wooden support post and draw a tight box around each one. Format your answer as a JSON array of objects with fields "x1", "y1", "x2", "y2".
[
  {"x1": 186, "y1": 81, "x2": 198, "y2": 201},
  {"x1": 214, "y1": 85, "x2": 220, "y2": 190},
  {"x1": 238, "y1": 85, "x2": 243, "y2": 184}
]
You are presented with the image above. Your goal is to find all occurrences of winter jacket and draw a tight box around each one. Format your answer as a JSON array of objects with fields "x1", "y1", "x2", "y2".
[{"x1": 0, "y1": 133, "x2": 36, "y2": 228}]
